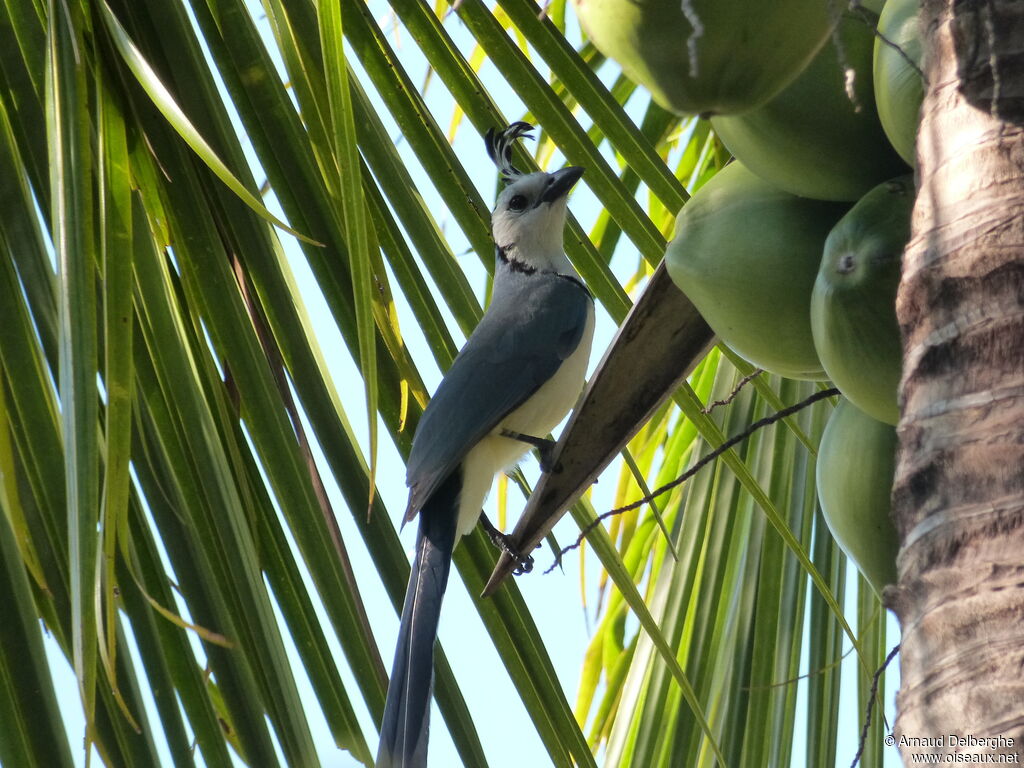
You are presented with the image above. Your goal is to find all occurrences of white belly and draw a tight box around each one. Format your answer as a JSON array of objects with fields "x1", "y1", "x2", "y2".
[{"x1": 455, "y1": 303, "x2": 596, "y2": 536}]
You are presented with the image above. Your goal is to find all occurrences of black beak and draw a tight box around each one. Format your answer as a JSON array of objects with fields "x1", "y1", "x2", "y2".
[{"x1": 539, "y1": 166, "x2": 584, "y2": 205}]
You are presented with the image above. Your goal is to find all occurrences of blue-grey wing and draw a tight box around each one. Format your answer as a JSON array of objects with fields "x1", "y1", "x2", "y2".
[{"x1": 405, "y1": 273, "x2": 590, "y2": 520}]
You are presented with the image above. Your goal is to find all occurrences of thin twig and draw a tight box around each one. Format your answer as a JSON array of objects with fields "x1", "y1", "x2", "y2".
[
  {"x1": 850, "y1": 643, "x2": 902, "y2": 768},
  {"x1": 742, "y1": 644, "x2": 855, "y2": 691},
  {"x1": 545, "y1": 387, "x2": 841, "y2": 573},
  {"x1": 701, "y1": 369, "x2": 763, "y2": 414},
  {"x1": 848, "y1": 0, "x2": 928, "y2": 83}
]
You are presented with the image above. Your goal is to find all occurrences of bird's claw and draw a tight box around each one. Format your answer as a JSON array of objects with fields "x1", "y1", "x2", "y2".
[
  {"x1": 479, "y1": 513, "x2": 535, "y2": 575},
  {"x1": 511, "y1": 551, "x2": 534, "y2": 576},
  {"x1": 490, "y1": 529, "x2": 535, "y2": 575},
  {"x1": 537, "y1": 444, "x2": 558, "y2": 474}
]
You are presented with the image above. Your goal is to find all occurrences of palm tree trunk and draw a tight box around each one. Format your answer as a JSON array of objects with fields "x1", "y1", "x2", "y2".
[{"x1": 890, "y1": 0, "x2": 1024, "y2": 762}]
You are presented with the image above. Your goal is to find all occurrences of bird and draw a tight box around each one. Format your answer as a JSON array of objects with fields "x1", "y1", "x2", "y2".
[{"x1": 375, "y1": 121, "x2": 595, "y2": 768}]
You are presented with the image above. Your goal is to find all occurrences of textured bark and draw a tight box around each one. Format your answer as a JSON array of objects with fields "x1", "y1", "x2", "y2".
[{"x1": 888, "y1": 0, "x2": 1024, "y2": 763}]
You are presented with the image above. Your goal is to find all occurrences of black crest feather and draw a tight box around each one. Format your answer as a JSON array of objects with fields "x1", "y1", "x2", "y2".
[{"x1": 484, "y1": 121, "x2": 534, "y2": 182}]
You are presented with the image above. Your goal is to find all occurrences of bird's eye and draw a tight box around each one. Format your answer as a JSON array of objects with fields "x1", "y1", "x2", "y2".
[{"x1": 508, "y1": 194, "x2": 528, "y2": 211}]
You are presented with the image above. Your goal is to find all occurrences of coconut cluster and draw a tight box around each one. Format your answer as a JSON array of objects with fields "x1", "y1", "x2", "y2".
[{"x1": 576, "y1": 0, "x2": 927, "y2": 593}]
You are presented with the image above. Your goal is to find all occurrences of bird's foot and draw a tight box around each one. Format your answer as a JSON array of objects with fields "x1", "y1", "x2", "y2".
[
  {"x1": 500, "y1": 429, "x2": 558, "y2": 473},
  {"x1": 479, "y1": 513, "x2": 535, "y2": 575}
]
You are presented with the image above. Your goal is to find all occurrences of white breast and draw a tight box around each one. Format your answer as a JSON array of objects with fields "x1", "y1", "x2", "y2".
[
  {"x1": 455, "y1": 302, "x2": 596, "y2": 536},
  {"x1": 500, "y1": 301, "x2": 596, "y2": 440}
]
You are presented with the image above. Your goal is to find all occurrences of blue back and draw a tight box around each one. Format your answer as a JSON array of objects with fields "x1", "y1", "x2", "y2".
[{"x1": 404, "y1": 258, "x2": 591, "y2": 520}]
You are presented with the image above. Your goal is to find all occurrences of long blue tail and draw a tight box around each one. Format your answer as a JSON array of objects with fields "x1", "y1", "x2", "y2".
[{"x1": 376, "y1": 470, "x2": 460, "y2": 768}]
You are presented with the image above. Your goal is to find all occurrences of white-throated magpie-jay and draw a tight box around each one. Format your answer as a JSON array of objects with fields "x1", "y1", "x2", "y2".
[{"x1": 375, "y1": 122, "x2": 594, "y2": 767}]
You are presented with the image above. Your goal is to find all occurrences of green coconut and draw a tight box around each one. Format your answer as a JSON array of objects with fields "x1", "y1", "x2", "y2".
[
  {"x1": 665, "y1": 162, "x2": 848, "y2": 379},
  {"x1": 817, "y1": 398, "x2": 899, "y2": 597},
  {"x1": 874, "y1": 0, "x2": 924, "y2": 164},
  {"x1": 711, "y1": 0, "x2": 907, "y2": 201},
  {"x1": 811, "y1": 176, "x2": 912, "y2": 425},
  {"x1": 571, "y1": 0, "x2": 836, "y2": 116}
]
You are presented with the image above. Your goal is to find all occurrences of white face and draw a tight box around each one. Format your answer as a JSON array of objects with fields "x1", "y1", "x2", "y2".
[{"x1": 491, "y1": 172, "x2": 569, "y2": 258}]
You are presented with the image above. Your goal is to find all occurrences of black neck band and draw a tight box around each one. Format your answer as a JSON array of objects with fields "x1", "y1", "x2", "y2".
[
  {"x1": 496, "y1": 244, "x2": 537, "y2": 275},
  {"x1": 495, "y1": 244, "x2": 592, "y2": 298}
]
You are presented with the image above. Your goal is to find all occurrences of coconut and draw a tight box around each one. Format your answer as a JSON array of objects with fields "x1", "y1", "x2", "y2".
[
  {"x1": 665, "y1": 162, "x2": 847, "y2": 379},
  {"x1": 816, "y1": 398, "x2": 899, "y2": 597},
  {"x1": 572, "y1": 0, "x2": 836, "y2": 116},
  {"x1": 873, "y1": 0, "x2": 924, "y2": 164},
  {"x1": 811, "y1": 176, "x2": 912, "y2": 425},
  {"x1": 710, "y1": 1, "x2": 907, "y2": 201}
]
